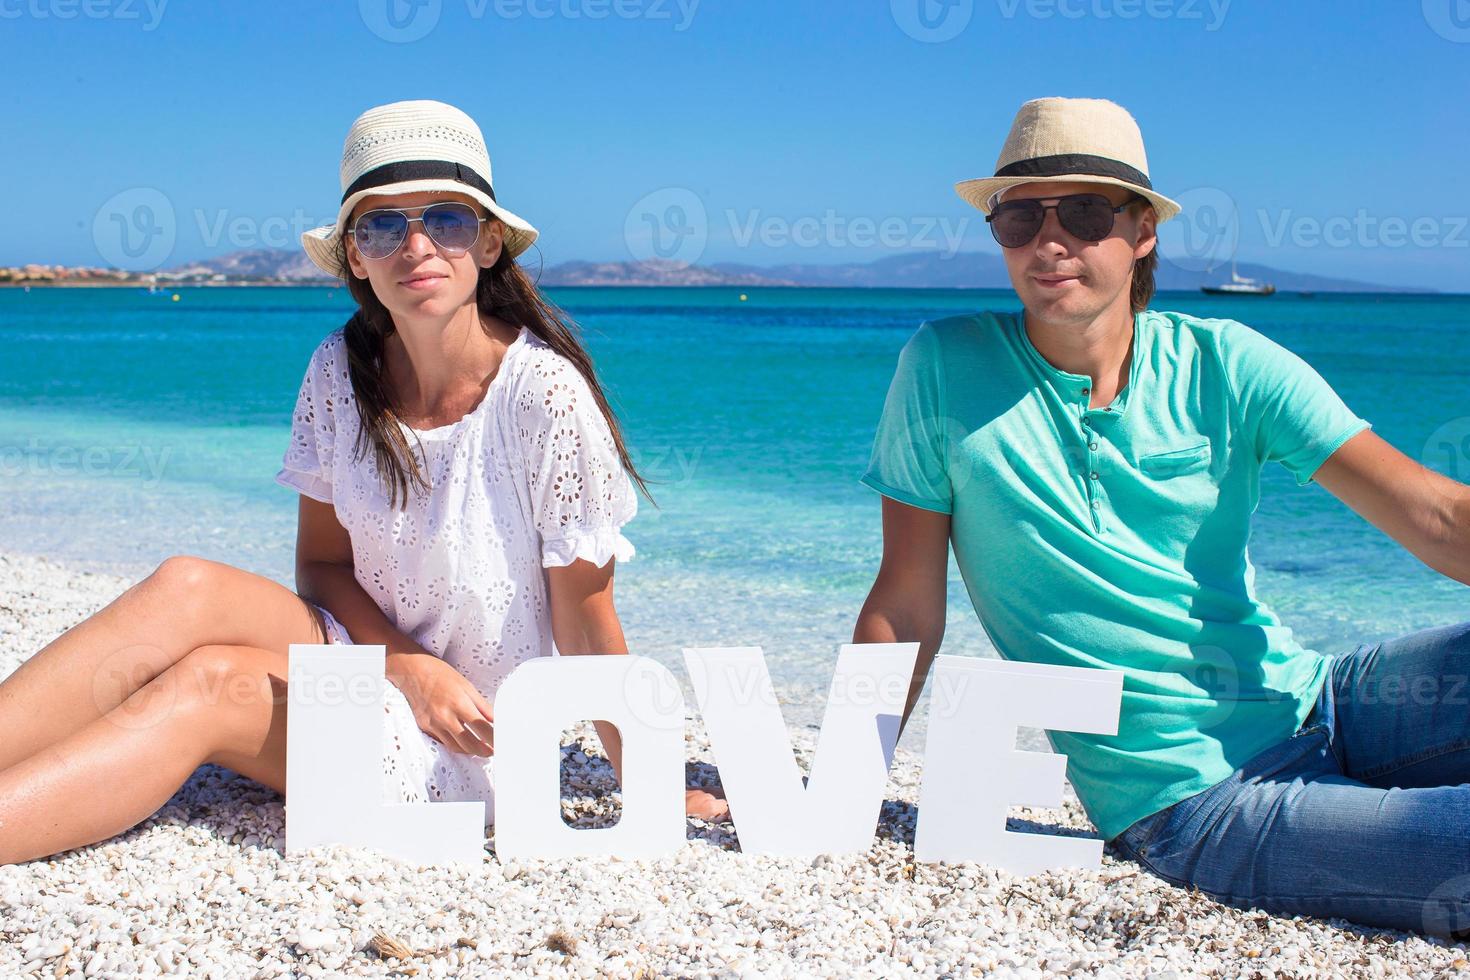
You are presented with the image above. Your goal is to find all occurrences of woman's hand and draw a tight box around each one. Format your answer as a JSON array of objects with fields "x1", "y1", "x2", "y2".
[
  {"x1": 295, "y1": 497, "x2": 496, "y2": 756},
  {"x1": 685, "y1": 784, "x2": 730, "y2": 821},
  {"x1": 387, "y1": 652, "x2": 496, "y2": 757}
]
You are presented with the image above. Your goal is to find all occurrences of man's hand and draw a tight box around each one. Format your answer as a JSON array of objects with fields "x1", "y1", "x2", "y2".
[{"x1": 1314, "y1": 429, "x2": 1470, "y2": 586}]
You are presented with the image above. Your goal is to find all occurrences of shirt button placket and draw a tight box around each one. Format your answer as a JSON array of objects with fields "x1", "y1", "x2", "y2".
[
  {"x1": 1080, "y1": 385, "x2": 1103, "y2": 533},
  {"x1": 1090, "y1": 465, "x2": 1103, "y2": 532}
]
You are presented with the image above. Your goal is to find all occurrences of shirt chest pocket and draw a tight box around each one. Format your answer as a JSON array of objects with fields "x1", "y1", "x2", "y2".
[{"x1": 1137, "y1": 442, "x2": 1212, "y2": 478}]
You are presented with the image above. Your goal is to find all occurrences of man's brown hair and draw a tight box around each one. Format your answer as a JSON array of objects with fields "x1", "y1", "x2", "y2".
[{"x1": 1128, "y1": 199, "x2": 1158, "y2": 314}]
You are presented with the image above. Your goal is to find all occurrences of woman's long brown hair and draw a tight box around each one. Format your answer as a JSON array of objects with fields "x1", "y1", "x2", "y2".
[{"x1": 330, "y1": 230, "x2": 653, "y2": 510}]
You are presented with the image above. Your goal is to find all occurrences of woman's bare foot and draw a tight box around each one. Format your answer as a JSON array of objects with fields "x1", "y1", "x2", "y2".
[{"x1": 685, "y1": 785, "x2": 730, "y2": 821}]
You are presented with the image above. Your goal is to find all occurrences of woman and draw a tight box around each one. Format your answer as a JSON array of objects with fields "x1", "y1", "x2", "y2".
[{"x1": 0, "y1": 100, "x2": 726, "y2": 865}]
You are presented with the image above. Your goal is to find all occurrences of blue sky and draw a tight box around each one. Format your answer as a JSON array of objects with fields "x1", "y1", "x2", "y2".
[{"x1": 3, "y1": 0, "x2": 1467, "y2": 290}]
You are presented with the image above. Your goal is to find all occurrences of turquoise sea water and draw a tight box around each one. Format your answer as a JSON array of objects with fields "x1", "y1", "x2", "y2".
[{"x1": 1, "y1": 286, "x2": 1467, "y2": 741}]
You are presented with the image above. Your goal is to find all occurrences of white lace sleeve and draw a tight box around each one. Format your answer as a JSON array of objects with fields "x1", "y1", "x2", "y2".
[
  {"x1": 274, "y1": 333, "x2": 343, "y2": 505},
  {"x1": 515, "y1": 349, "x2": 638, "y2": 569}
]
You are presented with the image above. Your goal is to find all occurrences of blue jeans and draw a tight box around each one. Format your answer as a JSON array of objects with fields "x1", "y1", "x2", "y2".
[{"x1": 1109, "y1": 620, "x2": 1470, "y2": 937}]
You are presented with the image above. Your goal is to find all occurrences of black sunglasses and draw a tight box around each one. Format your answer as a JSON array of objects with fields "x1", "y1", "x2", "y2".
[{"x1": 986, "y1": 192, "x2": 1143, "y2": 249}]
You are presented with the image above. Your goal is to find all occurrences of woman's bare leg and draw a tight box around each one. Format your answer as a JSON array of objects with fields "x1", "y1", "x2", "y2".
[
  {"x1": 0, "y1": 555, "x2": 326, "y2": 772},
  {"x1": 0, "y1": 643, "x2": 291, "y2": 866}
]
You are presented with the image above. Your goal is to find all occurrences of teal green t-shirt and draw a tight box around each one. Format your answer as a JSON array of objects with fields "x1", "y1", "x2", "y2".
[{"x1": 860, "y1": 309, "x2": 1371, "y2": 842}]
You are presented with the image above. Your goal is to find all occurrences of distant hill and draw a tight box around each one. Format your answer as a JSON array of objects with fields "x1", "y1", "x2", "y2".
[
  {"x1": 163, "y1": 248, "x2": 1427, "y2": 293},
  {"x1": 536, "y1": 259, "x2": 790, "y2": 287},
  {"x1": 166, "y1": 249, "x2": 325, "y2": 281}
]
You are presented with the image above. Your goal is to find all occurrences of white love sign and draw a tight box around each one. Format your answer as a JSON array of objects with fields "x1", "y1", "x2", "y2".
[
  {"x1": 682, "y1": 643, "x2": 915, "y2": 857},
  {"x1": 494, "y1": 655, "x2": 687, "y2": 860},
  {"x1": 284, "y1": 645, "x2": 485, "y2": 867},
  {"x1": 914, "y1": 656, "x2": 1124, "y2": 875},
  {"x1": 284, "y1": 643, "x2": 1123, "y2": 874}
]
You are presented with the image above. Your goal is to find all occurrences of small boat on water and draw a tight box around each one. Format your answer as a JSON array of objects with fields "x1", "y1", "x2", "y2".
[{"x1": 1202, "y1": 261, "x2": 1276, "y2": 296}]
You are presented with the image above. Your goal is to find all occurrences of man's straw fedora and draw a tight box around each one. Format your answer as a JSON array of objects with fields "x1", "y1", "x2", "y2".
[{"x1": 956, "y1": 97, "x2": 1180, "y2": 222}]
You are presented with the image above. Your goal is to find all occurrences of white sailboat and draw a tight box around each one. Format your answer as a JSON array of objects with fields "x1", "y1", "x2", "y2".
[{"x1": 1202, "y1": 260, "x2": 1275, "y2": 296}]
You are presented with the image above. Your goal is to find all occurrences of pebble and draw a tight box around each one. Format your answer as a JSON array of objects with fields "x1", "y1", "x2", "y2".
[{"x1": 0, "y1": 550, "x2": 1463, "y2": 976}]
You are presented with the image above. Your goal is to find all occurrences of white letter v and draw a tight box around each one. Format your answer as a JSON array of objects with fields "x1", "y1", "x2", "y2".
[{"x1": 683, "y1": 642, "x2": 918, "y2": 857}]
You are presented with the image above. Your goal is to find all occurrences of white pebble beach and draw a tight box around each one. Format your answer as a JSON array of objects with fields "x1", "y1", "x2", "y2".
[{"x1": 0, "y1": 550, "x2": 1463, "y2": 977}]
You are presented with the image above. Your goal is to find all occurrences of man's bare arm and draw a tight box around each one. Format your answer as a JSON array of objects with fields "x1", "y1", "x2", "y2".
[
  {"x1": 1313, "y1": 429, "x2": 1470, "y2": 586},
  {"x1": 853, "y1": 495, "x2": 952, "y2": 739}
]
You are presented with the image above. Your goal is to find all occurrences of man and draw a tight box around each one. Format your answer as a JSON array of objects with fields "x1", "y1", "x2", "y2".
[{"x1": 854, "y1": 96, "x2": 1470, "y2": 936}]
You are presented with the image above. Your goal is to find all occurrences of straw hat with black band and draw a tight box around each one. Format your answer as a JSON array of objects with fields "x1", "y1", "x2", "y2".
[
  {"x1": 955, "y1": 97, "x2": 1180, "y2": 222},
  {"x1": 301, "y1": 99, "x2": 539, "y2": 279}
]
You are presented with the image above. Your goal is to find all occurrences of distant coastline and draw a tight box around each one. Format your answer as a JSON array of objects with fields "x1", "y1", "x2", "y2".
[
  {"x1": 0, "y1": 249, "x2": 1440, "y2": 293},
  {"x1": 3, "y1": 282, "x2": 1455, "y2": 297},
  {"x1": 0, "y1": 280, "x2": 331, "y2": 288},
  {"x1": 0, "y1": 280, "x2": 331, "y2": 289}
]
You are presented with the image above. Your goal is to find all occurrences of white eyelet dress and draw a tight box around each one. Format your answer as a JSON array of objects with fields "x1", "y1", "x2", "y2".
[{"x1": 274, "y1": 323, "x2": 637, "y2": 828}]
